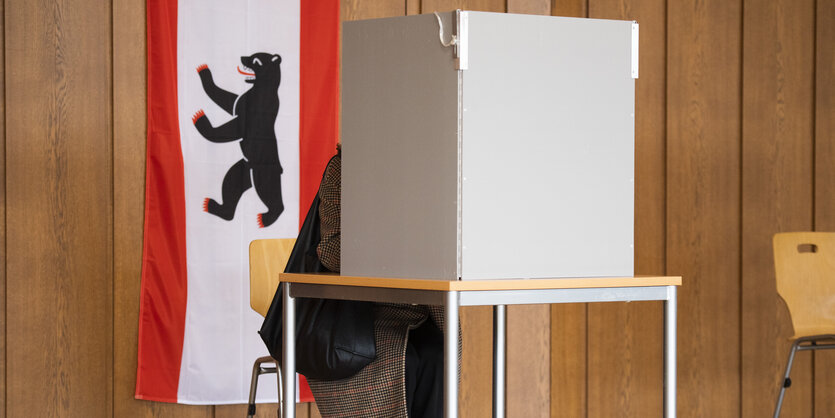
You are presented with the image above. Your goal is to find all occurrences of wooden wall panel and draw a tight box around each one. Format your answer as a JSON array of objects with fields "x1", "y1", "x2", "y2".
[
  {"x1": 586, "y1": 1, "x2": 666, "y2": 417},
  {"x1": 551, "y1": 0, "x2": 587, "y2": 17},
  {"x1": 342, "y1": 0, "x2": 406, "y2": 20},
  {"x1": 0, "y1": 0, "x2": 6, "y2": 414},
  {"x1": 459, "y1": 306, "x2": 493, "y2": 418},
  {"x1": 741, "y1": 1, "x2": 816, "y2": 417},
  {"x1": 667, "y1": 0, "x2": 742, "y2": 416},
  {"x1": 814, "y1": 0, "x2": 835, "y2": 416},
  {"x1": 508, "y1": 0, "x2": 551, "y2": 15},
  {"x1": 815, "y1": 2, "x2": 835, "y2": 234},
  {"x1": 507, "y1": 305, "x2": 550, "y2": 417},
  {"x1": 550, "y1": 303, "x2": 587, "y2": 417},
  {"x1": 5, "y1": 0, "x2": 114, "y2": 416},
  {"x1": 310, "y1": 403, "x2": 322, "y2": 417},
  {"x1": 407, "y1": 0, "x2": 422, "y2": 15},
  {"x1": 815, "y1": 1, "x2": 835, "y2": 416},
  {"x1": 624, "y1": 0, "x2": 667, "y2": 310},
  {"x1": 421, "y1": 0, "x2": 506, "y2": 13}
]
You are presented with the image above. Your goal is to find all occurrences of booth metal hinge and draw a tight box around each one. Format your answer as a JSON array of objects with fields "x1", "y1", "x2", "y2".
[
  {"x1": 456, "y1": 10, "x2": 469, "y2": 70},
  {"x1": 435, "y1": 10, "x2": 468, "y2": 70},
  {"x1": 631, "y1": 21, "x2": 639, "y2": 79}
]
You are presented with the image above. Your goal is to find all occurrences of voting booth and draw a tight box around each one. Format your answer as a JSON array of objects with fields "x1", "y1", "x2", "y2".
[{"x1": 341, "y1": 11, "x2": 638, "y2": 280}]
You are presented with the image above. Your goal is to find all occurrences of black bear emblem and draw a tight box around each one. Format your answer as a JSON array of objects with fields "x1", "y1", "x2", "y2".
[{"x1": 192, "y1": 52, "x2": 284, "y2": 228}]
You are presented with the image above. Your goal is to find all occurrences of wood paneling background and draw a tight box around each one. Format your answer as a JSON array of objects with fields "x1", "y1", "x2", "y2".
[
  {"x1": 815, "y1": 1, "x2": 835, "y2": 414},
  {"x1": 6, "y1": 0, "x2": 114, "y2": 417},
  {"x1": 669, "y1": 0, "x2": 743, "y2": 415},
  {"x1": 1, "y1": 0, "x2": 832, "y2": 416},
  {"x1": 586, "y1": 0, "x2": 666, "y2": 415},
  {"x1": 741, "y1": 1, "x2": 816, "y2": 417}
]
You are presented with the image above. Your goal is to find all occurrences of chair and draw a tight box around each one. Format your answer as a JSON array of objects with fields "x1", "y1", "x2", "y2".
[
  {"x1": 772, "y1": 232, "x2": 835, "y2": 417},
  {"x1": 247, "y1": 238, "x2": 296, "y2": 418}
]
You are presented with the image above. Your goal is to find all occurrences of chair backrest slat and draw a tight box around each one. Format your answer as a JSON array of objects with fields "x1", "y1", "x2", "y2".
[
  {"x1": 249, "y1": 238, "x2": 296, "y2": 317},
  {"x1": 773, "y1": 232, "x2": 835, "y2": 338}
]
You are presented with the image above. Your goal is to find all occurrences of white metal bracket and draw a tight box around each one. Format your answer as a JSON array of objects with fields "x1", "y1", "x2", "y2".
[
  {"x1": 456, "y1": 10, "x2": 469, "y2": 70},
  {"x1": 631, "y1": 21, "x2": 639, "y2": 79},
  {"x1": 434, "y1": 10, "x2": 468, "y2": 70}
]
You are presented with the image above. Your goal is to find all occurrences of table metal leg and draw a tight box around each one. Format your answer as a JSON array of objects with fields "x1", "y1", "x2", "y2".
[
  {"x1": 282, "y1": 284, "x2": 296, "y2": 418},
  {"x1": 664, "y1": 286, "x2": 677, "y2": 418},
  {"x1": 493, "y1": 305, "x2": 507, "y2": 418},
  {"x1": 445, "y1": 290, "x2": 460, "y2": 418}
]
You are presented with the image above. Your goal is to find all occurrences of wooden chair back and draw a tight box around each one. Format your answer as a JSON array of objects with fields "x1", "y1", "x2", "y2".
[
  {"x1": 249, "y1": 238, "x2": 296, "y2": 317},
  {"x1": 773, "y1": 232, "x2": 835, "y2": 338}
]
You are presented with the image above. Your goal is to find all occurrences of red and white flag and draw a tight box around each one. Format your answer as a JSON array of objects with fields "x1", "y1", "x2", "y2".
[{"x1": 137, "y1": 0, "x2": 338, "y2": 404}]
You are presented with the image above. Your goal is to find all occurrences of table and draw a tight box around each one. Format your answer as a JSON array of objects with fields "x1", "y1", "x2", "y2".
[{"x1": 279, "y1": 273, "x2": 681, "y2": 418}]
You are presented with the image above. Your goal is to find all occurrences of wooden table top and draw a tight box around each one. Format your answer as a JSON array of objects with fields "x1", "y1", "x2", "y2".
[{"x1": 279, "y1": 273, "x2": 681, "y2": 291}]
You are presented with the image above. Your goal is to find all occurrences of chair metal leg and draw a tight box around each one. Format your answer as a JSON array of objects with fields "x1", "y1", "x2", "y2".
[
  {"x1": 247, "y1": 356, "x2": 282, "y2": 418},
  {"x1": 276, "y1": 359, "x2": 284, "y2": 418},
  {"x1": 773, "y1": 336, "x2": 835, "y2": 418},
  {"x1": 773, "y1": 340, "x2": 802, "y2": 418},
  {"x1": 247, "y1": 360, "x2": 260, "y2": 418},
  {"x1": 248, "y1": 358, "x2": 263, "y2": 418}
]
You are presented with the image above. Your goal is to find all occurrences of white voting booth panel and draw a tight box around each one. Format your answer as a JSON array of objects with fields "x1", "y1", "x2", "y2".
[{"x1": 342, "y1": 11, "x2": 636, "y2": 280}]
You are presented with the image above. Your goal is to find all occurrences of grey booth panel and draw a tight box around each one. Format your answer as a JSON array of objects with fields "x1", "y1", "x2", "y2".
[
  {"x1": 460, "y1": 13, "x2": 634, "y2": 279},
  {"x1": 342, "y1": 13, "x2": 460, "y2": 279}
]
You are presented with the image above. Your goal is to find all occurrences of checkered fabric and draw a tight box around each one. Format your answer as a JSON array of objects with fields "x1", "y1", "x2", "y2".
[
  {"x1": 309, "y1": 305, "x2": 460, "y2": 417},
  {"x1": 317, "y1": 153, "x2": 341, "y2": 273}
]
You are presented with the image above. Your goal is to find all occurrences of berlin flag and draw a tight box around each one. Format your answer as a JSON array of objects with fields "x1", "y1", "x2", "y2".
[{"x1": 137, "y1": 0, "x2": 338, "y2": 404}]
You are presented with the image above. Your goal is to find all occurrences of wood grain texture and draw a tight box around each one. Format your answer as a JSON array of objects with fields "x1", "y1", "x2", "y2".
[
  {"x1": 342, "y1": 0, "x2": 406, "y2": 20},
  {"x1": 407, "y1": 0, "x2": 421, "y2": 15},
  {"x1": 550, "y1": 304, "x2": 587, "y2": 418},
  {"x1": 814, "y1": 0, "x2": 835, "y2": 415},
  {"x1": 815, "y1": 0, "x2": 835, "y2": 233},
  {"x1": 0, "y1": 0, "x2": 6, "y2": 414},
  {"x1": 667, "y1": 0, "x2": 742, "y2": 416},
  {"x1": 587, "y1": 302, "x2": 664, "y2": 418},
  {"x1": 459, "y1": 306, "x2": 492, "y2": 418},
  {"x1": 5, "y1": 0, "x2": 114, "y2": 415},
  {"x1": 310, "y1": 401, "x2": 322, "y2": 417},
  {"x1": 421, "y1": 0, "x2": 506, "y2": 13},
  {"x1": 507, "y1": 0, "x2": 551, "y2": 15},
  {"x1": 741, "y1": 1, "x2": 816, "y2": 417},
  {"x1": 551, "y1": 0, "x2": 587, "y2": 17},
  {"x1": 507, "y1": 305, "x2": 550, "y2": 417},
  {"x1": 586, "y1": 1, "x2": 666, "y2": 416}
]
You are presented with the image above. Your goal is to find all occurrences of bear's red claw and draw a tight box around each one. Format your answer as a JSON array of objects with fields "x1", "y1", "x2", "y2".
[
  {"x1": 196, "y1": 64, "x2": 208, "y2": 72},
  {"x1": 192, "y1": 110, "x2": 206, "y2": 124}
]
